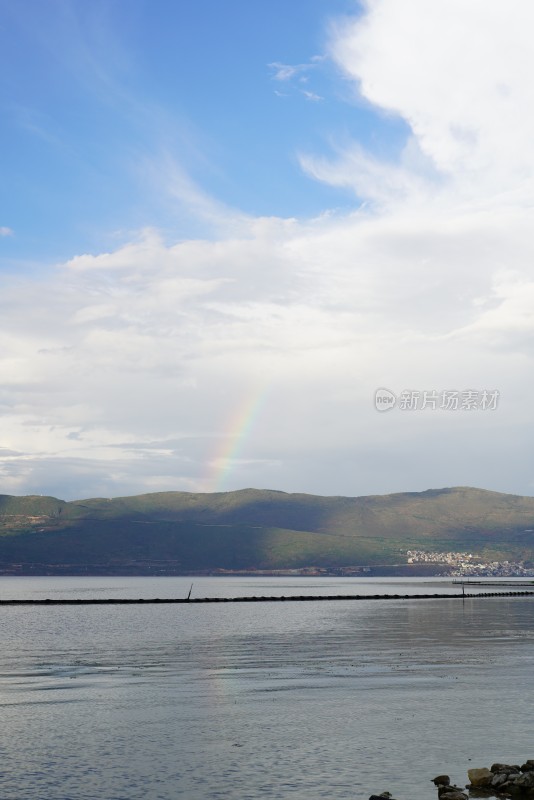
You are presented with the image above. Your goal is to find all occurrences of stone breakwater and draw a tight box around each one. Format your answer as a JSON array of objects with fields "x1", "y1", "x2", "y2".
[
  {"x1": 0, "y1": 590, "x2": 534, "y2": 605},
  {"x1": 370, "y1": 760, "x2": 534, "y2": 800}
]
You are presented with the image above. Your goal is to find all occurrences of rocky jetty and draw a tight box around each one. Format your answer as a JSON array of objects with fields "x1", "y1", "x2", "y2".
[
  {"x1": 463, "y1": 761, "x2": 534, "y2": 796},
  {"x1": 368, "y1": 759, "x2": 534, "y2": 800}
]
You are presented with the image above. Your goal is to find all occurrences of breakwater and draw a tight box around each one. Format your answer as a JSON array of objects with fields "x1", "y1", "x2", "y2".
[{"x1": 1, "y1": 590, "x2": 534, "y2": 605}]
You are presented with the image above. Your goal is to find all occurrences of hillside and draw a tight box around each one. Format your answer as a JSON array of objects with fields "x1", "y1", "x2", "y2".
[{"x1": 0, "y1": 487, "x2": 533, "y2": 574}]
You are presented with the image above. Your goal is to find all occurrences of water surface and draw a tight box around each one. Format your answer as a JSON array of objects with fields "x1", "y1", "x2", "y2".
[{"x1": 0, "y1": 577, "x2": 532, "y2": 800}]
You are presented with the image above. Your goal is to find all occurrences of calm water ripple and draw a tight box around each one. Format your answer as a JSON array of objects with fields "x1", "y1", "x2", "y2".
[{"x1": 0, "y1": 577, "x2": 533, "y2": 799}]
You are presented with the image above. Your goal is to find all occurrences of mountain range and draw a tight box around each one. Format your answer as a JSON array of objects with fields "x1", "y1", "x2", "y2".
[{"x1": 0, "y1": 486, "x2": 533, "y2": 575}]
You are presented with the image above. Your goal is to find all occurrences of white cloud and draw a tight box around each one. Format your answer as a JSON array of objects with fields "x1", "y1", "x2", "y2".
[
  {"x1": 0, "y1": 226, "x2": 13, "y2": 237},
  {"x1": 2, "y1": 196, "x2": 533, "y2": 499},
  {"x1": 327, "y1": 0, "x2": 534, "y2": 207}
]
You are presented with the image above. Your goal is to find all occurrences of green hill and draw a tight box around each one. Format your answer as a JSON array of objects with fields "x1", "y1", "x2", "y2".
[{"x1": 0, "y1": 486, "x2": 533, "y2": 574}]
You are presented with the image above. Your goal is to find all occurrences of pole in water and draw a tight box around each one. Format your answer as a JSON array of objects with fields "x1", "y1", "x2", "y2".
[{"x1": 187, "y1": 583, "x2": 193, "y2": 600}]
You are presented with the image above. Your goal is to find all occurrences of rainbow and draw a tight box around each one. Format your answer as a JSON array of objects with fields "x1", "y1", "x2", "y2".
[{"x1": 203, "y1": 382, "x2": 268, "y2": 493}]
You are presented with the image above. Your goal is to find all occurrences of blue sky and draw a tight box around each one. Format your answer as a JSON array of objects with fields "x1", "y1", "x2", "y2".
[
  {"x1": 2, "y1": 0, "x2": 534, "y2": 501},
  {"x1": 1, "y1": 0, "x2": 406, "y2": 265}
]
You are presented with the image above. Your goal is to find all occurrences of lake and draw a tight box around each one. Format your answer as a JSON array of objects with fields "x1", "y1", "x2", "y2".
[{"x1": 0, "y1": 576, "x2": 533, "y2": 800}]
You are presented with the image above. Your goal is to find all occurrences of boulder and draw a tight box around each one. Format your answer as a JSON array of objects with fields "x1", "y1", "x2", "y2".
[
  {"x1": 468, "y1": 768, "x2": 494, "y2": 788},
  {"x1": 514, "y1": 773, "x2": 534, "y2": 788},
  {"x1": 492, "y1": 765, "x2": 522, "y2": 775},
  {"x1": 492, "y1": 774, "x2": 509, "y2": 788},
  {"x1": 433, "y1": 776, "x2": 451, "y2": 786},
  {"x1": 500, "y1": 781, "x2": 518, "y2": 794},
  {"x1": 440, "y1": 792, "x2": 468, "y2": 800},
  {"x1": 521, "y1": 762, "x2": 534, "y2": 773},
  {"x1": 369, "y1": 795, "x2": 397, "y2": 800},
  {"x1": 438, "y1": 785, "x2": 464, "y2": 797}
]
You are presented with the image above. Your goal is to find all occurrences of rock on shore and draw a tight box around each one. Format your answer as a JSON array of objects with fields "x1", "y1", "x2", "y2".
[
  {"x1": 464, "y1": 760, "x2": 534, "y2": 796},
  {"x1": 368, "y1": 759, "x2": 534, "y2": 800}
]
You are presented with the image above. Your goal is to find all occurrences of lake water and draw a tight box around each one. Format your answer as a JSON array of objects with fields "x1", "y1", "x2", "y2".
[{"x1": 0, "y1": 577, "x2": 533, "y2": 800}]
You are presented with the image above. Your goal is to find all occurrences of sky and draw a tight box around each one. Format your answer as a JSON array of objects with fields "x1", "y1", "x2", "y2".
[{"x1": 2, "y1": 0, "x2": 534, "y2": 501}]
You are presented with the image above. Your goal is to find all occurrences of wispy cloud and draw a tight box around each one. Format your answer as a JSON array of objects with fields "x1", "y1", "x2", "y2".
[
  {"x1": 300, "y1": 140, "x2": 440, "y2": 207},
  {"x1": 268, "y1": 56, "x2": 327, "y2": 102},
  {"x1": 301, "y1": 90, "x2": 324, "y2": 102},
  {"x1": 268, "y1": 61, "x2": 313, "y2": 82},
  {"x1": 268, "y1": 54, "x2": 327, "y2": 82},
  {"x1": 0, "y1": 227, "x2": 13, "y2": 237}
]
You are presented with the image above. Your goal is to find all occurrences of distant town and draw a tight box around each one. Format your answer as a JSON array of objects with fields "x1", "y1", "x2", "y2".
[{"x1": 405, "y1": 549, "x2": 534, "y2": 577}]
